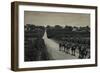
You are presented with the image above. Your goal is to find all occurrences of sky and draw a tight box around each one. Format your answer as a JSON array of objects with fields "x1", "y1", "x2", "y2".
[{"x1": 24, "y1": 11, "x2": 90, "y2": 27}]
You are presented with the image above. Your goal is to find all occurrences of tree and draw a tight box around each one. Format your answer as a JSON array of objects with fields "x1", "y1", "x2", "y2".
[
  {"x1": 54, "y1": 25, "x2": 62, "y2": 29},
  {"x1": 65, "y1": 25, "x2": 73, "y2": 31}
]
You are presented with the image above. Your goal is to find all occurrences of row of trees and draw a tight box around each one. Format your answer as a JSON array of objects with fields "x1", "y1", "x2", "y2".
[
  {"x1": 46, "y1": 25, "x2": 90, "y2": 38},
  {"x1": 25, "y1": 24, "x2": 90, "y2": 32},
  {"x1": 24, "y1": 24, "x2": 90, "y2": 39},
  {"x1": 46, "y1": 25, "x2": 90, "y2": 32},
  {"x1": 24, "y1": 24, "x2": 45, "y2": 38}
]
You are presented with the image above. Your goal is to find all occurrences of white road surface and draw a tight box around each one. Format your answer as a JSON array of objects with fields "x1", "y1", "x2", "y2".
[{"x1": 43, "y1": 31, "x2": 78, "y2": 60}]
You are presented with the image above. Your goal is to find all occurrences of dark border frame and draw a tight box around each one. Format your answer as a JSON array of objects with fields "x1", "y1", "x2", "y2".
[{"x1": 11, "y1": 1, "x2": 98, "y2": 71}]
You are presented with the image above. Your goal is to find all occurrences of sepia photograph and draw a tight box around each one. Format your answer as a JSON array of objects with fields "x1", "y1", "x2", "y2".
[
  {"x1": 11, "y1": 2, "x2": 97, "y2": 71},
  {"x1": 24, "y1": 11, "x2": 90, "y2": 61}
]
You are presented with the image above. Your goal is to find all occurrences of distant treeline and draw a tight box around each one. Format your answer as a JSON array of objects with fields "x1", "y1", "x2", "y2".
[
  {"x1": 46, "y1": 25, "x2": 90, "y2": 38},
  {"x1": 24, "y1": 24, "x2": 90, "y2": 39},
  {"x1": 24, "y1": 24, "x2": 45, "y2": 38}
]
